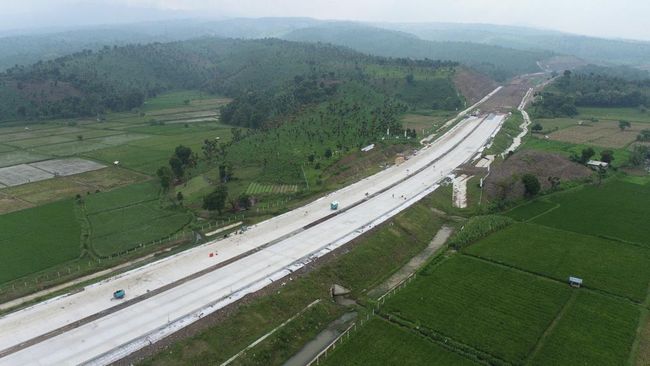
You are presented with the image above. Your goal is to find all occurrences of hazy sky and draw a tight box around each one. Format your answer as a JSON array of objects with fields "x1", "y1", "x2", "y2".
[{"x1": 2, "y1": 0, "x2": 649, "y2": 41}]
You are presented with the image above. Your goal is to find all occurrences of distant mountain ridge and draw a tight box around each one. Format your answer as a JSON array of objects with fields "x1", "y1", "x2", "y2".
[
  {"x1": 382, "y1": 22, "x2": 650, "y2": 66},
  {"x1": 281, "y1": 23, "x2": 550, "y2": 81},
  {"x1": 1, "y1": 16, "x2": 649, "y2": 80}
]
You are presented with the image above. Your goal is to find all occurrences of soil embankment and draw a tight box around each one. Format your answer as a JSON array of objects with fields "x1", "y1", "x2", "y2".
[{"x1": 484, "y1": 151, "x2": 592, "y2": 201}]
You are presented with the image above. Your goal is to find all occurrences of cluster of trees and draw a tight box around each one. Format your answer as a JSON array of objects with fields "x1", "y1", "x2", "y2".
[
  {"x1": 156, "y1": 145, "x2": 196, "y2": 190},
  {"x1": 556, "y1": 71, "x2": 650, "y2": 107},
  {"x1": 630, "y1": 145, "x2": 650, "y2": 167},
  {"x1": 521, "y1": 174, "x2": 541, "y2": 197},
  {"x1": 220, "y1": 73, "x2": 338, "y2": 129},
  {"x1": 569, "y1": 147, "x2": 614, "y2": 165},
  {"x1": 533, "y1": 70, "x2": 650, "y2": 118},
  {"x1": 202, "y1": 186, "x2": 252, "y2": 214},
  {"x1": 530, "y1": 91, "x2": 578, "y2": 118},
  {"x1": 637, "y1": 129, "x2": 650, "y2": 142}
]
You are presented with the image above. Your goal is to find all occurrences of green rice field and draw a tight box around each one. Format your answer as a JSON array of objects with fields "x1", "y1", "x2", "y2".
[
  {"x1": 323, "y1": 318, "x2": 478, "y2": 366},
  {"x1": 466, "y1": 223, "x2": 650, "y2": 301},
  {"x1": 383, "y1": 255, "x2": 571, "y2": 364},
  {"x1": 246, "y1": 182, "x2": 299, "y2": 195},
  {"x1": 0, "y1": 200, "x2": 81, "y2": 283}
]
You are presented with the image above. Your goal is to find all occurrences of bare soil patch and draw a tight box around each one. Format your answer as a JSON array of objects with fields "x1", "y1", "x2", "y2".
[
  {"x1": 481, "y1": 78, "x2": 530, "y2": 113},
  {"x1": 484, "y1": 151, "x2": 592, "y2": 201},
  {"x1": 453, "y1": 67, "x2": 498, "y2": 105},
  {"x1": 31, "y1": 158, "x2": 105, "y2": 176},
  {"x1": 549, "y1": 120, "x2": 643, "y2": 148},
  {"x1": 401, "y1": 114, "x2": 448, "y2": 136},
  {"x1": 0, "y1": 194, "x2": 33, "y2": 214}
]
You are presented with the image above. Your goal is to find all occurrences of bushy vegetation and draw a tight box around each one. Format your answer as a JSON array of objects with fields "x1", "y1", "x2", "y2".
[
  {"x1": 448, "y1": 215, "x2": 514, "y2": 249},
  {"x1": 223, "y1": 82, "x2": 410, "y2": 184}
]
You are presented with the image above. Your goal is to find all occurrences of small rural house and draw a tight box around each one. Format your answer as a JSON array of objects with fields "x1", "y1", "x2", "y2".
[
  {"x1": 569, "y1": 276, "x2": 583, "y2": 288},
  {"x1": 586, "y1": 160, "x2": 608, "y2": 169}
]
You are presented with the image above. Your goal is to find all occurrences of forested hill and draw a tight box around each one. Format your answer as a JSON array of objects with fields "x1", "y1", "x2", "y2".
[
  {"x1": 282, "y1": 24, "x2": 551, "y2": 81},
  {"x1": 0, "y1": 37, "x2": 463, "y2": 123}
]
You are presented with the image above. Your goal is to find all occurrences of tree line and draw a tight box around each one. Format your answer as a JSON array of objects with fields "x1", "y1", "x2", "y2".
[{"x1": 532, "y1": 70, "x2": 650, "y2": 118}]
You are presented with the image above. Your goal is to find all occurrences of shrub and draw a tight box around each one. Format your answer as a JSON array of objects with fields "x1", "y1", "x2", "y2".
[
  {"x1": 448, "y1": 215, "x2": 515, "y2": 249},
  {"x1": 522, "y1": 174, "x2": 541, "y2": 197}
]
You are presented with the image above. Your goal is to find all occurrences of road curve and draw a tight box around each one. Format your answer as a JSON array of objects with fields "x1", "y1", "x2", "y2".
[{"x1": 0, "y1": 110, "x2": 505, "y2": 366}]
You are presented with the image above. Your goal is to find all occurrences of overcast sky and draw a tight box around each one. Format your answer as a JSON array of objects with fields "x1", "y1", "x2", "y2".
[{"x1": 2, "y1": 0, "x2": 649, "y2": 41}]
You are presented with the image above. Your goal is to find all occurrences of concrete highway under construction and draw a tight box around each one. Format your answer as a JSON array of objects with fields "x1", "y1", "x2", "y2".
[{"x1": 0, "y1": 88, "x2": 507, "y2": 366}]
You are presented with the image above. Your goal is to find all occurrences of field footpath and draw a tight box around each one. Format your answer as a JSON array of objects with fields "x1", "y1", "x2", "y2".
[
  {"x1": 463, "y1": 251, "x2": 644, "y2": 305},
  {"x1": 525, "y1": 291, "x2": 579, "y2": 364},
  {"x1": 368, "y1": 225, "x2": 453, "y2": 299}
]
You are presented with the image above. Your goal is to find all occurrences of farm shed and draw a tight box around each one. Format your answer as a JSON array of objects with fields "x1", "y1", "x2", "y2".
[
  {"x1": 587, "y1": 160, "x2": 608, "y2": 169},
  {"x1": 569, "y1": 276, "x2": 583, "y2": 288}
]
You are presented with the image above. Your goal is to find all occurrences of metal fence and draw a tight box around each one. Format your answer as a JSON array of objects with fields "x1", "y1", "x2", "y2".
[
  {"x1": 307, "y1": 313, "x2": 373, "y2": 366},
  {"x1": 376, "y1": 272, "x2": 417, "y2": 305}
]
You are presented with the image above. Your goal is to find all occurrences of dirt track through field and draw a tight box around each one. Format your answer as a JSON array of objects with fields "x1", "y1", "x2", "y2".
[{"x1": 368, "y1": 226, "x2": 453, "y2": 298}]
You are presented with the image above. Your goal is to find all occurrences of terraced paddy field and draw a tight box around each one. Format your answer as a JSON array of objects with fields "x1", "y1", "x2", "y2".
[
  {"x1": 504, "y1": 199, "x2": 557, "y2": 221},
  {"x1": 84, "y1": 181, "x2": 191, "y2": 256},
  {"x1": 0, "y1": 199, "x2": 81, "y2": 283},
  {"x1": 246, "y1": 182, "x2": 299, "y2": 195},
  {"x1": 0, "y1": 150, "x2": 51, "y2": 168},
  {"x1": 0, "y1": 167, "x2": 147, "y2": 210},
  {"x1": 328, "y1": 177, "x2": 648, "y2": 366},
  {"x1": 322, "y1": 318, "x2": 478, "y2": 366},
  {"x1": 531, "y1": 180, "x2": 650, "y2": 246},
  {"x1": 383, "y1": 256, "x2": 571, "y2": 364},
  {"x1": 0, "y1": 90, "x2": 229, "y2": 288},
  {"x1": 577, "y1": 107, "x2": 650, "y2": 124},
  {"x1": 466, "y1": 223, "x2": 650, "y2": 301},
  {"x1": 84, "y1": 181, "x2": 160, "y2": 214},
  {"x1": 529, "y1": 291, "x2": 639, "y2": 366},
  {"x1": 88, "y1": 202, "x2": 191, "y2": 256}
]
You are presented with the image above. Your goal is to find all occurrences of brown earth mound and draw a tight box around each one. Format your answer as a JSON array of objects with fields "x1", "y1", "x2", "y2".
[
  {"x1": 453, "y1": 67, "x2": 497, "y2": 106},
  {"x1": 485, "y1": 150, "x2": 592, "y2": 201}
]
